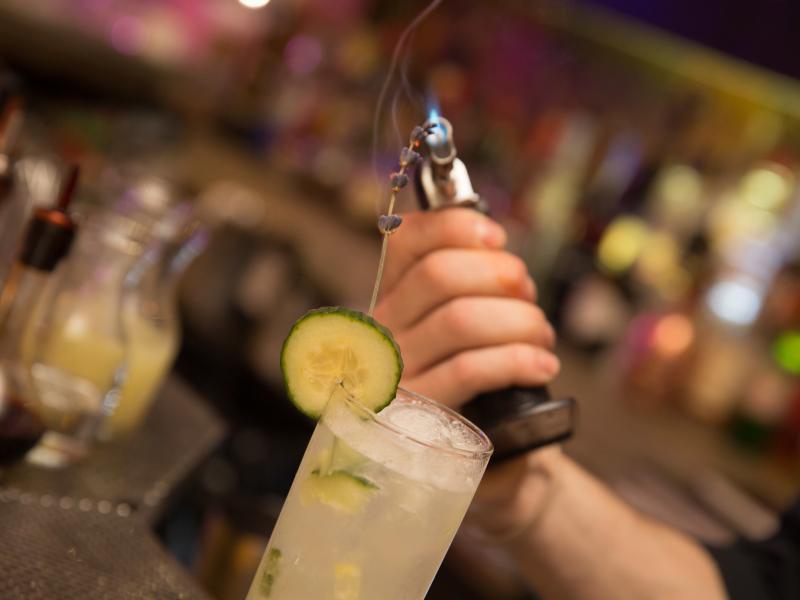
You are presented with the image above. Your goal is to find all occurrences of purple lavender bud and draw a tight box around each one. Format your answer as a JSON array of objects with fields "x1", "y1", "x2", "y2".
[
  {"x1": 378, "y1": 214, "x2": 403, "y2": 234},
  {"x1": 410, "y1": 125, "x2": 426, "y2": 144},
  {"x1": 400, "y1": 147, "x2": 422, "y2": 167},
  {"x1": 389, "y1": 172, "x2": 409, "y2": 190}
]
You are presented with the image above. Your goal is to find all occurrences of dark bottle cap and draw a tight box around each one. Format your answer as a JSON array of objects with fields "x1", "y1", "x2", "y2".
[
  {"x1": 19, "y1": 208, "x2": 75, "y2": 271},
  {"x1": 19, "y1": 165, "x2": 80, "y2": 272}
]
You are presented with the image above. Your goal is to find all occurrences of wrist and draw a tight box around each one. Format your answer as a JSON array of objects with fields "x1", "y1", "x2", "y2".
[{"x1": 464, "y1": 445, "x2": 564, "y2": 543}]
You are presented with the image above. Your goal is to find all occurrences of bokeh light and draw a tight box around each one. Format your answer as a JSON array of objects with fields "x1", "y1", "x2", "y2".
[
  {"x1": 597, "y1": 216, "x2": 650, "y2": 274},
  {"x1": 638, "y1": 231, "x2": 680, "y2": 281},
  {"x1": 740, "y1": 165, "x2": 793, "y2": 211},
  {"x1": 239, "y1": 0, "x2": 271, "y2": 9},
  {"x1": 652, "y1": 313, "x2": 694, "y2": 358},
  {"x1": 651, "y1": 165, "x2": 704, "y2": 233},
  {"x1": 773, "y1": 330, "x2": 800, "y2": 375},
  {"x1": 706, "y1": 278, "x2": 764, "y2": 326},
  {"x1": 284, "y1": 35, "x2": 324, "y2": 77},
  {"x1": 110, "y1": 16, "x2": 145, "y2": 56}
]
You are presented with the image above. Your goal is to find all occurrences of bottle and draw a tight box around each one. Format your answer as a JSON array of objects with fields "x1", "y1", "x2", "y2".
[
  {"x1": 0, "y1": 96, "x2": 25, "y2": 294},
  {"x1": 0, "y1": 167, "x2": 78, "y2": 467},
  {"x1": 0, "y1": 376, "x2": 45, "y2": 467},
  {"x1": 0, "y1": 96, "x2": 21, "y2": 202},
  {"x1": 25, "y1": 204, "x2": 148, "y2": 453},
  {"x1": 104, "y1": 210, "x2": 206, "y2": 438}
]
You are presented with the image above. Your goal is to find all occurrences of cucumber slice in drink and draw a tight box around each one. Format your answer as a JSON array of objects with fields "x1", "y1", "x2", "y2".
[
  {"x1": 317, "y1": 440, "x2": 367, "y2": 475},
  {"x1": 300, "y1": 470, "x2": 379, "y2": 515},
  {"x1": 334, "y1": 563, "x2": 362, "y2": 600},
  {"x1": 281, "y1": 307, "x2": 403, "y2": 419}
]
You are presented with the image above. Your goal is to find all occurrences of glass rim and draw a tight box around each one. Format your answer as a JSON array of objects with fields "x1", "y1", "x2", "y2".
[{"x1": 330, "y1": 384, "x2": 494, "y2": 460}]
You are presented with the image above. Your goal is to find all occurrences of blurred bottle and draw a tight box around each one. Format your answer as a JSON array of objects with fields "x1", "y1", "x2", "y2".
[
  {"x1": 733, "y1": 264, "x2": 800, "y2": 457},
  {"x1": 0, "y1": 96, "x2": 25, "y2": 294},
  {"x1": 760, "y1": 260, "x2": 800, "y2": 340},
  {"x1": 773, "y1": 383, "x2": 800, "y2": 466},
  {"x1": 681, "y1": 305, "x2": 757, "y2": 424},
  {"x1": 523, "y1": 110, "x2": 597, "y2": 284},
  {"x1": 25, "y1": 207, "x2": 148, "y2": 453},
  {"x1": 727, "y1": 364, "x2": 792, "y2": 455},
  {"x1": 0, "y1": 168, "x2": 77, "y2": 467},
  {"x1": 0, "y1": 363, "x2": 44, "y2": 467},
  {"x1": 104, "y1": 209, "x2": 206, "y2": 438},
  {"x1": 612, "y1": 94, "x2": 704, "y2": 219},
  {"x1": 617, "y1": 310, "x2": 695, "y2": 407},
  {"x1": 0, "y1": 96, "x2": 21, "y2": 203}
]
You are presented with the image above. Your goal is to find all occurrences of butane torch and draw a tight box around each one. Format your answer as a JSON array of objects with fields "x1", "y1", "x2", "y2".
[{"x1": 415, "y1": 114, "x2": 577, "y2": 463}]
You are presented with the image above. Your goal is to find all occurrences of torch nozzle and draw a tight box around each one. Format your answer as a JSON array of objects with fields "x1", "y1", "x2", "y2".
[
  {"x1": 415, "y1": 114, "x2": 482, "y2": 211},
  {"x1": 423, "y1": 116, "x2": 457, "y2": 165}
]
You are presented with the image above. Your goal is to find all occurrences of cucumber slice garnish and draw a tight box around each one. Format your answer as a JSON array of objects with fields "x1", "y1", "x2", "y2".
[
  {"x1": 258, "y1": 548, "x2": 282, "y2": 597},
  {"x1": 281, "y1": 307, "x2": 403, "y2": 419},
  {"x1": 300, "y1": 469, "x2": 379, "y2": 514}
]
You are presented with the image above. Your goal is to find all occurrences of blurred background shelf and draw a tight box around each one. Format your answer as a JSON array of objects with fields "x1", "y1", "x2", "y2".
[{"x1": 530, "y1": 1, "x2": 800, "y2": 119}]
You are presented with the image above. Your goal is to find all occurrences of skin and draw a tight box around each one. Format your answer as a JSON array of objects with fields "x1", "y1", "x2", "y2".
[
  {"x1": 374, "y1": 209, "x2": 727, "y2": 600},
  {"x1": 374, "y1": 209, "x2": 560, "y2": 407}
]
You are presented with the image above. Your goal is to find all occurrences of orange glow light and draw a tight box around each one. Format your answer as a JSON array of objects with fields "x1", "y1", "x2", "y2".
[{"x1": 652, "y1": 314, "x2": 694, "y2": 358}]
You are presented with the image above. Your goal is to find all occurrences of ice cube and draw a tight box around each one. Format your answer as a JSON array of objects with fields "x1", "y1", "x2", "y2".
[
  {"x1": 444, "y1": 420, "x2": 485, "y2": 452},
  {"x1": 326, "y1": 395, "x2": 488, "y2": 492},
  {"x1": 381, "y1": 401, "x2": 485, "y2": 453},
  {"x1": 381, "y1": 403, "x2": 450, "y2": 447}
]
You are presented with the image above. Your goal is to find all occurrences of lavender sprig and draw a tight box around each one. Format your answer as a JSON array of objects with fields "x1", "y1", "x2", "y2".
[
  {"x1": 378, "y1": 214, "x2": 403, "y2": 234},
  {"x1": 367, "y1": 121, "x2": 433, "y2": 316}
]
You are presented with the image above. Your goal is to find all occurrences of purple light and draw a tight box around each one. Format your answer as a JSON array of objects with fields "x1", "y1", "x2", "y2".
[
  {"x1": 284, "y1": 35, "x2": 324, "y2": 77},
  {"x1": 110, "y1": 16, "x2": 144, "y2": 55}
]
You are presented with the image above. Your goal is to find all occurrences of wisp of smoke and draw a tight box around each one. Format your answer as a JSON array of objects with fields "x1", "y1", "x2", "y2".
[{"x1": 371, "y1": 0, "x2": 444, "y2": 207}]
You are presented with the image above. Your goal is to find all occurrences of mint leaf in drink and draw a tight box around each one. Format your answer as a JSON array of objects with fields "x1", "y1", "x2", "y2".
[{"x1": 259, "y1": 548, "x2": 282, "y2": 597}]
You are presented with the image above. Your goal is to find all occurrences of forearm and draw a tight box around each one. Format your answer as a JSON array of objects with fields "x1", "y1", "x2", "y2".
[{"x1": 501, "y1": 453, "x2": 727, "y2": 599}]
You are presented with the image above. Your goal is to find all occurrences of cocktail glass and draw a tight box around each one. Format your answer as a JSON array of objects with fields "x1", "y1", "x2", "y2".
[{"x1": 246, "y1": 385, "x2": 493, "y2": 599}]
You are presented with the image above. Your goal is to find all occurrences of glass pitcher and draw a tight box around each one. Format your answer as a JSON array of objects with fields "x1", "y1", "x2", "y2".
[
  {"x1": 102, "y1": 210, "x2": 207, "y2": 439},
  {"x1": 25, "y1": 209, "x2": 148, "y2": 450}
]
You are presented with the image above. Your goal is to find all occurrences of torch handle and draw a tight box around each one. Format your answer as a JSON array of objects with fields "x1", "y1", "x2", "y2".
[
  {"x1": 411, "y1": 141, "x2": 576, "y2": 462},
  {"x1": 445, "y1": 203, "x2": 576, "y2": 463}
]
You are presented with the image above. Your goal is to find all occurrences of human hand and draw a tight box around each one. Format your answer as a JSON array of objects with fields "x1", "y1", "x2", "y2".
[
  {"x1": 373, "y1": 208, "x2": 560, "y2": 409},
  {"x1": 465, "y1": 446, "x2": 563, "y2": 542}
]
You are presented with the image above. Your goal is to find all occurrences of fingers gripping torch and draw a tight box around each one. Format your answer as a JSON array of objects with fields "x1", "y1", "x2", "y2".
[{"x1": 414, "y1": 115, "x2": 577, "y2": 463}]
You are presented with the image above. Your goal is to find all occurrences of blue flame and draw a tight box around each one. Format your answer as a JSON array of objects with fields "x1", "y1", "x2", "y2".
[
  {"x1": 425, "y1": 95, "x2": 445, "y2": 145},
  {"x1": 426, "y1": 90, "x2": 441, "y2": 127}
]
